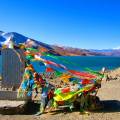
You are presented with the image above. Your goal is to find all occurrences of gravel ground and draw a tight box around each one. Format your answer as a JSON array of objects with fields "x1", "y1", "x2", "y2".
[
  {"x1": 0, "y1": 79, "x2": 120, "y2": 120},
  {"x1": 0, "y1": 69, "x2": 120, "y2": 120}
]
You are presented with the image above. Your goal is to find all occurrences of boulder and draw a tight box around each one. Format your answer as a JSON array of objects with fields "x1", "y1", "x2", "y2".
[{"x1": 0, "y1": 100, "x2": 27, "y2": 114}]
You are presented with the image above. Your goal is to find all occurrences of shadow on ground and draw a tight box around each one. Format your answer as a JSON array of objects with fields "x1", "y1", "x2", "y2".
[
  {"x1": 0, "y1": 100, "x2": 120, "y2": 115},
  {"x1": 97, "y1": 100, "x2": 120, "y2": 113},
  {"x1": 23, "y1": 100, "x2": 120, "y2": 115}
]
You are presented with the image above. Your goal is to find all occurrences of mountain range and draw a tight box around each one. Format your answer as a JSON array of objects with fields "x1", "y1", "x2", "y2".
[{"x1": 0, "y1": 31, "x2": 120, "y2": 56}]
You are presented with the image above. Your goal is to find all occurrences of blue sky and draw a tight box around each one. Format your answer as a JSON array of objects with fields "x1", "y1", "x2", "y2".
[{"x1": 0, "y1": 0, "x2": 120, "y2": 49}]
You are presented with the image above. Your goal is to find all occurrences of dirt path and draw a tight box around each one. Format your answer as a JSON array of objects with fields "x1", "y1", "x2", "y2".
[{"x1": 0, "y1": 79, "x2": 120, "y2": 120}]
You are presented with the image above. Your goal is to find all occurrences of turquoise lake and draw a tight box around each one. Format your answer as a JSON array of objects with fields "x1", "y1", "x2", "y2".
[{"x1": 0, "y1": 56, "x2": 120, "y2": 74}]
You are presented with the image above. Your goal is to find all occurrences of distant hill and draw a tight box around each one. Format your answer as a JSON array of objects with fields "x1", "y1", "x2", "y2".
[
  {"x1": 0, "y1": 31, "x2": 120, "y2": 56},
  {"x1": 0, "y1": 31, "x2": 60, "y2": 55},
  {"x1": 89, "y1": 49, "x2": 120, "y2": 56},
  {"x1": 51, "y1": 45, "x2": 104, "y2": 56}
]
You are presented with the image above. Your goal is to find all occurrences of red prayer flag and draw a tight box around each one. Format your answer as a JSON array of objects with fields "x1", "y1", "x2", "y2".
[
  {"x1": 68, "y1": 70, "x2": 96, "y2": 79},
  {"x1": 46, "y1": 67, "x2": 54, "y2": 72},
  {"x1": 82, "y1": 79, "x2": 92, "y2": 85}
]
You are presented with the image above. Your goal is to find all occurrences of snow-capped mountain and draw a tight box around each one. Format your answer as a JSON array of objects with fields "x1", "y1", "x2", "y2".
[
  {"x1": 0, "y1": 31, "x2": 6, "y2": 42},
  {"x1": 0, "y1": 31, "x2": 58, "y2": 55},
  {"x1": 0, "y1": 31, "x2": 4, "y2": 36},
  {"x1": 0, "y1": 32, "x2": 28, "y2": 45},
  {"x1": 89, "y1": 49, "x2": 120, "y2": 56},
  {"x1": 89, "y1": 49, "x2": 115, "y2": 53},
  {"x1": 0, "y1": 31, "x2": 53, "y2": 49},
  {"x1": 0, "y1": 31, "x2": 120, "y2": 56}
]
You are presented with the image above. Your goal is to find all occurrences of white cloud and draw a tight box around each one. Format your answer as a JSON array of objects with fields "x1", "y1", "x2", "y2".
[{"x1": 113, "y1": 46, "x2": 120, "y2": 49}]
